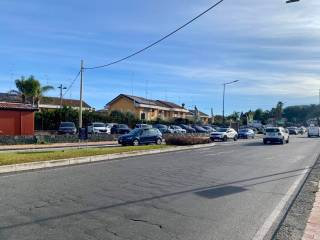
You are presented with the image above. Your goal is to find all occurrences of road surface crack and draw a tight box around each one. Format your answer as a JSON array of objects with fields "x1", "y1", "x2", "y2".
[{"x1": 129, "y1": 218, "x2": 163, "y2": 229}]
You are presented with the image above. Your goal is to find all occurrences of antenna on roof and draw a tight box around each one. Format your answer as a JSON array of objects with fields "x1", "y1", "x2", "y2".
[
  {"x1": 165, "y1": 88, "x2": 168, "y2": 101},
  {"x1": 130, "y1": 72, "x2": 134, "y2": 96},
  {"x1": 145, "y1": 79, "x2": 149, "y2": 99}
]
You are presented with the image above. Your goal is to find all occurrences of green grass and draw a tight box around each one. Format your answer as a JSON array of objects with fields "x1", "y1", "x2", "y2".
[{"x1": 0, "y1": 145, "x2": 169, "y2": 166}]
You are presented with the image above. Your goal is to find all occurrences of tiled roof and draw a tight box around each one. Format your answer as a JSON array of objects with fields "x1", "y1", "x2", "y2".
[
  {"x1": 110, "y1": 94, "x2": 185, "y2": 110},
  {"x1": 156, "y1": 100, "x2": 184, "y2": 109},
  {"x1": 0, "y1": 93, "x2": 92, "y2": 109},
  {"x1": 123, "y1": 95, "x2": 158, "y2": 106},
  {"x1": 40, "y1": 97, "x2": 92, "y2": 108},
  {"x1": 0, "y1": 102, "x2": 38, "y2": 111},
  {"x1": 188, "y1": 109, "x2": 209, "y2": 117},
  {"x1": 0, "y1": 93, "x2": 22, "y2": 103}
]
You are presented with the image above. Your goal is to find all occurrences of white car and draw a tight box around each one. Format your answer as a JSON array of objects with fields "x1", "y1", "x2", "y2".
[
  {"x1": 308, "y1": 126, "x2": 320, "y2": 137},
  {"x1": 169, "y1": 125, "x2": 187, "y2": 134},
  {"x1": 210, "y1": 127, "x2": 238, "y2": 141},
  {"x1": 263, "y1": 127, "x2": 289, "y2": 144},
  {"x1": 87, "y1": 122, "x2": 110, "y2": 134}
]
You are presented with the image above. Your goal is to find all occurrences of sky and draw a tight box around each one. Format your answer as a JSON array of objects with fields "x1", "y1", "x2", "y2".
[{"x1": 0, "y1": 0, "x2": 320, "y2": 115}]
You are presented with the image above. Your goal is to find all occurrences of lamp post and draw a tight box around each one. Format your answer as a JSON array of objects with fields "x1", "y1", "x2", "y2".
[{"x1": 222, "y1": 80, "x2": 239, "y2": 125}]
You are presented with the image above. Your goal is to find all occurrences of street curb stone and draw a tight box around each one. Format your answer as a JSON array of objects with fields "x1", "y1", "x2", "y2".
[{"x1": 0, "y1": 143, "x2": 216, "y2": 174}]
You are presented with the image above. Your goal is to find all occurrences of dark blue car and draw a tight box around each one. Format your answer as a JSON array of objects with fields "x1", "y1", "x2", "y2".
[
  {"x1": 118, "y1": 128, "x2": 162, "y2": 146},
  {"x1": 238, "y1": 129, "x2": 255, "y2": 139}
]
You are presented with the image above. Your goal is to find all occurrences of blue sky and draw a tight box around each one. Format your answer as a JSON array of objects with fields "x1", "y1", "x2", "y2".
[{"x1": 0, "y1": 0, "x2": 319, "y2": 114}]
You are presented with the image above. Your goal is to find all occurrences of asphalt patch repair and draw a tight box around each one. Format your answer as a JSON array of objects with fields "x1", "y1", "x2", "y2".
[{"x1": 273, "y1": 156, "x2": 320, "y2": 240}]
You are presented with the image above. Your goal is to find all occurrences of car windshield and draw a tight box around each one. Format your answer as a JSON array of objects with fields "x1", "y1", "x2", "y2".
[
  {"x1": 239, "y1": 129, "x2": 250, "y2": 132},
  {"x1": 129, "y1": 128, "x2": 142, "y2": 135},
  {"x1": 266, "y1": 128, "x2": 279, "y2": 133},
  {"x1": 93, "y1": 123, "x2": 105, "y2": 127},
  {"x1": 60, "y1": 122, "x2": 75, "y2": 128},
  {"x1": 118, "y1": 124, "x2": 128, "y2": 128},
  {"x1": 216, "y1": 128, "x2": 228, "y2": 132}
]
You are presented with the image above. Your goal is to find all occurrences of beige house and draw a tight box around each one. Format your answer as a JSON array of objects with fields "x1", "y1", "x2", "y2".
[
  {"x1": 105, "y1": 94, "x2": 189, "y2": 121},
  {"x1": 186, "y1": 109, "x2": 209, "y2": 124}
]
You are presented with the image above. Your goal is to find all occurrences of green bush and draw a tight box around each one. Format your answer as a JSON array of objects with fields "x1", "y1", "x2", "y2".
[{"x1": 165, "y1": 135, "x2": 211, "y2": 146}]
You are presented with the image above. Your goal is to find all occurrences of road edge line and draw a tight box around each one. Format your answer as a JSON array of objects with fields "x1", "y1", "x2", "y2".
[{"x1": 0, "y1": 143, "x2": 216, "y2": 175}]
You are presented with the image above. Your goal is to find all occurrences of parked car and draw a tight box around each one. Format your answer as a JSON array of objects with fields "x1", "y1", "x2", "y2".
[
  {"x1": 58, "y1": 122, "x2": 77, "y2": 135},
  {"x1": 210, "y1": 127, "x2": 238, "y2": 141},
  {"x1": 153, "y1": 124, "x2": 174, "y2": 134},
  {"x1": 263, "y1": 127, "x2": 289, "y2": 144},
  {"x1": 192, "y1": 125, "x2": 208, "y2": 133},
  {"x1": 87, "y1": 122, "x2": 109, "y2": 134},
  {"x1": 287, "y1": 127, "x2": 299, "y2": 135},
  {"x1": 238, "y1": 128, "x2": 255, "y2": 139},
  {"x1": 298, "y1": 126, "x2": 307, "y2": 135},
  {"x1": 106, "y1": 123, "x2": 116, "y2": 133},
  {"x1": 179, "y1": 124, "x2": 196, "y2": 133},
  {"x1": 169, "y1": 125, "x2": 187, "y2": 134},
  {"x1": 308, "y1": 126, "x2": 320, "y2": 137},
  {"x1": 111, "y1": 124, "x2": 131, "y2": 134},
  {"x1": 135, "y1": 124, "x2": 152, "y2": 129},
  {"x1": 202, "y1": 125, "x2": 216, "y2": 133},
  {"x1": 118, "y1": 128, "x2": 162, "y2": 146}
]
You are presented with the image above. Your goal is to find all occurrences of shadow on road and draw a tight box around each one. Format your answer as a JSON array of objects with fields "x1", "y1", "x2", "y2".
[
  {"x1": 195, "y1": 186, "x2": 247, "y2": 199},
  {"x1": 0, "y1": 166, "x2": 313, "y2": 231}
]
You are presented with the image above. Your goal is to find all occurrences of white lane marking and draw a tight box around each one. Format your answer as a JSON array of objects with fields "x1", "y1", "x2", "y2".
[
  {"x1": 204, "y1": 150, "x2": 234, "y2": 156},
  {"x1": 251, "y1": 167, "x2": 310, "y2": 240}
]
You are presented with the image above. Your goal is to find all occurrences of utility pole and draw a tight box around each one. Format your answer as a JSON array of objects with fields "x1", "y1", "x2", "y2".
[
  {"x1": 79, "y1": 60, "x2": 84, "y2": 129},
  {"x1": 58, "y1": 84, "x2": 67, "y2": 108},
  {"x1": 222, "y1": 80, "x2": 239, "y2": 125}
]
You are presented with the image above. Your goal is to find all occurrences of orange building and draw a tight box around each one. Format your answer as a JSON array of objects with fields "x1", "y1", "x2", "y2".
[
  {"x1": 0, "y1": 102, "x2": 38, "y2": 136},
  {"x1": 105, "y1": 94, "x2": 189, "y2": 121}
]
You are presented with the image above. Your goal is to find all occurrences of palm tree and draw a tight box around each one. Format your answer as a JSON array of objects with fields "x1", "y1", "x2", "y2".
[
  {"x1": 9, "y1": 76, "x2": 54, "y2": 106},
  {"x1": 275, "y1": 101, "x2": 284, "y2": 121}
]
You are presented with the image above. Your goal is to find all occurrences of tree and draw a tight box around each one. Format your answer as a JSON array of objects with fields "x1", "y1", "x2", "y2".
[
  {"x1": 275, "y1": 101, "x2": 284, "y2": 121},
  {"x1": 9, "y1": 75, "x2": 53, "y2": 106}
]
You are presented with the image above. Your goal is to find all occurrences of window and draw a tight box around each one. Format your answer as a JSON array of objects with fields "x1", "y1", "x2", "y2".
[{"x1": 141, "y1": 112, "x2": 146, "y2": 120}]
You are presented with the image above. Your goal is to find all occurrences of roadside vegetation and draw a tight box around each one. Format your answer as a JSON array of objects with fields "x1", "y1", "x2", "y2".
[
  {"x1": 165, "y1": 135, "x2": 211, "y2": 146},
  {"x1": 0, "y1": 145, "x2": 169, "y2": 166}
]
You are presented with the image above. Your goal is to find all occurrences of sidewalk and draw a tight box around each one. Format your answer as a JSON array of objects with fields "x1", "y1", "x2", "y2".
[
  {"x1": 0, "y1": 141, "x2": 118, "y2": 151},
  {"x1": 302, "y1": 182, "x2": 320, "y2": 240}
]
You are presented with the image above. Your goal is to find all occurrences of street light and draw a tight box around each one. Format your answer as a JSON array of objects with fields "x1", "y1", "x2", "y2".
[{"x1": 222, "y1": 80, "x2": 239, "y2": 125}]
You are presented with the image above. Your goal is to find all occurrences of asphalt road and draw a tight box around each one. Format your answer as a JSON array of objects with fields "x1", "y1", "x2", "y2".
[{"x1": 0, "y1": 136, "x2": 319, "y2": 240}]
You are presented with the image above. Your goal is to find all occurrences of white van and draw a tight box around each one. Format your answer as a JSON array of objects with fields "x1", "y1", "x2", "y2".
[{"x1": 308, "y1": 126, "x2": 320, "y2": 137}]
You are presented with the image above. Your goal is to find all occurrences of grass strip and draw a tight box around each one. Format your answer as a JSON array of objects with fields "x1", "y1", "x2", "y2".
[{"x1": 0, "y1": 145, "x2": 169, "y2": 166}]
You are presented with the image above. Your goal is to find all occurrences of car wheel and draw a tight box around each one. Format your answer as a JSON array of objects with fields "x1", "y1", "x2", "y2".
[
  {"x1": 234, "y1": 135, "x2": 238, "y2": 141},
  {"x1": 156, "y1": 138, "x2": 162, "y2": 145},
  {"x1": 132, "y1": 139, "x2": 139, "y2": 146},
  {"x1": 223, "y1": 135, "x2": 228, "y2": 142},
  {"x1": 286, "y1": 137, "x2": 289, "y2": 143}
]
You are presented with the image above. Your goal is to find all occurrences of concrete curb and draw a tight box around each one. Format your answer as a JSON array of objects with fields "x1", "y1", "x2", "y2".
[{"x1": 0, "y1": 143, "x2": 216, "y2": 174}]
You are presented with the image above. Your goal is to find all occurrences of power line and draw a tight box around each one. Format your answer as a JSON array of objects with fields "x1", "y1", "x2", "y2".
[
  {"x1": 84, "y1": 0, "x2": 225, "y2": 70},
  {"x1": 62, "y1": 70, "x2": 81, "y2": 98}
]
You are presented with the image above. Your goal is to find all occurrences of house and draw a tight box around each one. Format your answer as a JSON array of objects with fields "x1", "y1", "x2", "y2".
[
  {"x1": 0, "y1": 93, "x2": 92, "y2": 111},
  {"x1": 39, "y1": 97, "x2": 93, "y2": 111},
  {"x1": 186, "y1": 108, "x2": 209, "y2": 124},
  {"x1": 0, "y1": 102, "x2": 38, "y2": 135},
  {"x1": 105, "y1": 94, "x2": 189, "y2": 121}
]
